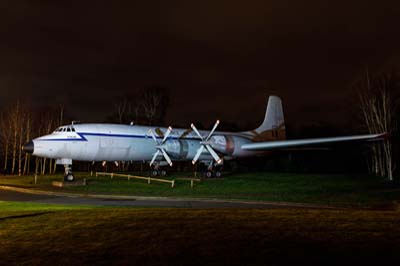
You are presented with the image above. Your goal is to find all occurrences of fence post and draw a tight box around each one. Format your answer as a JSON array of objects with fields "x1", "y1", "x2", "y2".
[
  {"x1": 148, "y1": 177, "x2": 151, "y2": 184},
  {"x1": 171, "y1": 180, "x2": 175, "y2": 188}
]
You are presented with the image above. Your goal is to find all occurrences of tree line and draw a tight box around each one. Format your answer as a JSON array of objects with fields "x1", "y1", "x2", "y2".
[
  {"x1": 356, "y1": 70, "x2": 399, "y2": 181},
  {"x1": 0, "y1": 103, "x2": 64, "y2": 176},
  {"x1": 108, "y1": 86, "x2": 170, "y2": 126}
]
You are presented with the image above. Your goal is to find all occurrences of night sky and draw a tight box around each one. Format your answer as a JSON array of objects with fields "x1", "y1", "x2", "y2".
[{"x1": 1, "y1": 1, "x2": 399, "y2": 129}]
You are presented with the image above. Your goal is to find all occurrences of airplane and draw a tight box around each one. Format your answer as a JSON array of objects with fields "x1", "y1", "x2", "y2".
[{"x1": 22, "y1": 96, "x2": 385, "y2": 181}]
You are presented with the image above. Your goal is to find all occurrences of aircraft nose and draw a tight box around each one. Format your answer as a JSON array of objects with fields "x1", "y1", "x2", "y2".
[{"x1": 22, "y1": 140, "x2": 34, "y2": 154}]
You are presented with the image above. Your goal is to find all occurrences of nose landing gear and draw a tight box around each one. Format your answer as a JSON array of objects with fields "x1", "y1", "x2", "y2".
[{"x1": 64, "y1": 164, "x2": 75, "y2": 182}]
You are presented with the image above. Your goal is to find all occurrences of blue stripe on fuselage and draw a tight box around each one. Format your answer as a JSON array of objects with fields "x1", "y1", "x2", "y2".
[{"x1": 36, "y1": 132, "x2": 198, "y2": 141}]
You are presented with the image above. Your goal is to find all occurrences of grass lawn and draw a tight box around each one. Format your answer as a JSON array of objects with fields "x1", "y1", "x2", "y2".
[
  {"x1": 0, "y1": 201, "x2": 93, "y2": 213},
  {"x1": 1, "y1": 172, "x2": 400, "y2": 207},
  {"x1": 0, "y1": 201, "x2": 399, "y2": 265}
]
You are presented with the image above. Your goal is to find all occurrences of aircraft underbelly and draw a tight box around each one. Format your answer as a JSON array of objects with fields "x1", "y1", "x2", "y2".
[{"x1": 89, "y1": 137, "x2": 154, "y2": 161}]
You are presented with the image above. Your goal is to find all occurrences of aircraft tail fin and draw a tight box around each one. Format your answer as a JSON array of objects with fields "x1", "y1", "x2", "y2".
[{"x1": 246, "y1": 96, "x2": 286, "y2": 141}]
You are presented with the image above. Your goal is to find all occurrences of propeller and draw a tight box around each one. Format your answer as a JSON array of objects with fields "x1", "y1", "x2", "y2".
[
  {"x1": 148, "y1": 126, "x2": 173, "y2": 167},
  {"x1": 191, "y1": 120, "x2": 223, "y2": 165}
]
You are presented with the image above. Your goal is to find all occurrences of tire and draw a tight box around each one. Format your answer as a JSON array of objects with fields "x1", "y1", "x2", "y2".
[
  {"x1": 151, "y1": 170, "x2": 158, "y2": 177},
  {"x1": 161, "y1": 170, "x2": 167, "y2": 176},
  {"x1": 65, "y1": 174, "x2": 74, "y2": 182},
  {"x1": 206, "y1": 170, "x2": 213, "y2": 178},
  {"x1": 214, "y1": 171, "x2": 222, "y2": 178}
]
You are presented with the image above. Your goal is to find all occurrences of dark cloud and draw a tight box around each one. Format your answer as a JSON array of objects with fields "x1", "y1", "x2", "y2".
[{"x1": 0, "y1": 0, "x2": 399, "y2": 128}]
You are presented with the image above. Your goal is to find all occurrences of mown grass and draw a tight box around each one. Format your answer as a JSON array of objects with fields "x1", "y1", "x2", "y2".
[
  {"x1": 1, "y1": 172, "x2": 400, "y2": 207},
  {"x1": 0, "y1": 201, "x2": 93, "y2": 214},
  {"x1": 0, "y1": 204, "x2": 399, "y2": 265}
]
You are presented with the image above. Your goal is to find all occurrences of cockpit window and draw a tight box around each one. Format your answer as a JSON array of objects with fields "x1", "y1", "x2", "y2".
[{"x1": 54, "y1": 126, "x2": 76, "y2": 133}]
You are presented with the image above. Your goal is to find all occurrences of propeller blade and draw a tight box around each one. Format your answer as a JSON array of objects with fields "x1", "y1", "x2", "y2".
[
  {"x1": 148, "y1": 129, "x2": 158, "y2": 143},
  {"x1": 205, "y1": 145, "x2": 222, "y2": 164},
  {"x1": 206, "y1": 120, "x2": 220, "y2": 141},
  {"x1": 161, "y1": 148, "x2": 173, "y2": 166},
  {"x1": 149, "y1": 150, "x2": 160, "y2": 166},
  {"x1": 162, "y1": 126, "x2": 172, "y2": 143},
  {"x1": 190, "y1": 123, "x2": 204, "y2": 140},
  {"x1": 192, "y1": 145, "x2": 204, "y2": 164}
]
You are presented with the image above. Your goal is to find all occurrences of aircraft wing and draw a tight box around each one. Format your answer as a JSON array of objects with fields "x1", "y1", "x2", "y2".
[{"x1": 241, "y1": 133, "x2": 386, "y2": 151}]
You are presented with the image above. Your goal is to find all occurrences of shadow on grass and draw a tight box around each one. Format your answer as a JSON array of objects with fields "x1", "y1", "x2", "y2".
[{"x1": 0, "y1": 211, "x2": 54, "y2": 221}]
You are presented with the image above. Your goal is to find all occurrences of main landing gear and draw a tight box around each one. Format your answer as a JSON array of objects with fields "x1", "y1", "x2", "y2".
[
  {"x1": 150, "y1": 164, "x2": 168, "y2": 177},
  {"x1": 150, "y1": 169, "x2": 168, "y2": 177},
  {"x1": 202, "y1": 169, "x2": 222, "y2": 178},
  {"x1": 199, "y1": 161, "x2": 223, "y2": 178},
  {"x1": 64, "y1": 164, "x2": 75, "y2": 182}
]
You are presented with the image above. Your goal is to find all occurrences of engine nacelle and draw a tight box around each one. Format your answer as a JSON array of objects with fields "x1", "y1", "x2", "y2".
[
  {"x1": 209, "y1": 135, "x2": 254, "y2": 157},
  {"x1": 163, "y1": 139, "x2": 189, "y2": 159},
  {"x1": 163, "y1": 135, "x2": 255, "y2": 161}
]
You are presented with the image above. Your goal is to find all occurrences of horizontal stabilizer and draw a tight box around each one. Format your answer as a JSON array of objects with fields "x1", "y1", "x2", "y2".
[{"x1": 241, "y1": 133, "x2": 386, "y2": 151}]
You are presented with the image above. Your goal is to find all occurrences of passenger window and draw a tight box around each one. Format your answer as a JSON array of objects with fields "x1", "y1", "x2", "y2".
[
  {"x1": 72, "y1": 127, "x2": 75, "y2": 132},
  {"x1": 67, "y1": 128, "x2": 71, "y2": 132},
  {"x1": 62, "y1": 128, "x2": 66, "y2": 132}
]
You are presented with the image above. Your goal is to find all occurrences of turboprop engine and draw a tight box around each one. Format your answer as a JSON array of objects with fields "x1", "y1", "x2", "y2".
[
  {"x1": 208, "y1": 135, "x2": 254, "y2": 157},
  {"x1": 162, "y1": 139, "x2": 189, "y2": 159},
  {"x1": 161, "y1": 134, "x2": 254, "y2": 161}
]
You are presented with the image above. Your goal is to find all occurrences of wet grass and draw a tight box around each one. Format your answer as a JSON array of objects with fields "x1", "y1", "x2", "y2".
[
  {"x1": 0, "y1": 205, "x2": 399, "y2": 265},
  {"x1": 1, "y1": 172, "x2": 400, "y2": 207}
]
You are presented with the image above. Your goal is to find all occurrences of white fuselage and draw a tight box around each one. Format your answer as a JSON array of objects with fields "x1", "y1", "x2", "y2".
[{"x1": 32, "y1": 123, "x2": 257, "y2": 163}]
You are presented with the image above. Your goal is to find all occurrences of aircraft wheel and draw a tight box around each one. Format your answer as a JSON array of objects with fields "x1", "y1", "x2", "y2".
[
  {"x1": 160, "y1": 170, "x2": 167, "y2": 176},
  {"x1": 151, "y1": 170, "x2": 159, "y2": 177},
  {"x1": 64, "y1": 173, "x2": 74, "y2": 182},
  {"x1": 214, "y1": 171, "x2": 222, "y2": 178},
  {"x1": 205, "y1": 170, "x2": 213, "y2": 178}
]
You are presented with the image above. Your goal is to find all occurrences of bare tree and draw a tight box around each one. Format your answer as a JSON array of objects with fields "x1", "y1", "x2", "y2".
[
  {"x1": 115, "y1": 98, "x2": 129, "y2": 124},
  {"x1": 22, "y1": 113, "x2": 31, "y2": 175},
  {"x1": 52, "y1": 104, "x2": 64, "y2": 174},
  {"x1": 0, "y1": 102, "x2": 67, "y2": 176},
  {"x1": 140, "y1": 87, "x2": 169, "y2": 125},
  {"x1": 44, "y1": 114, "x2": 55, "y2": 175},
  {"x1": 9, "y1": 102, "x2": 21, "y2": 174},
  {"x1": 17, "y1": 108, "x2": 26, "y2": 176},
  {"x1": 0, "y1": 112, "x2": 12, "y2": 172},
  {"x1": 357, "y1": 69, "x2": 398, "y2": 180},
  {"x1": 107, "y1": 89, "x2": 169, "y2": 126}
]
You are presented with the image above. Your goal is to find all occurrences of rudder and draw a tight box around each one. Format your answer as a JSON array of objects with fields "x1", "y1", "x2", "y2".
[{"x1": 251, "y1": 96, "x2": 286, "y2": 141}]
